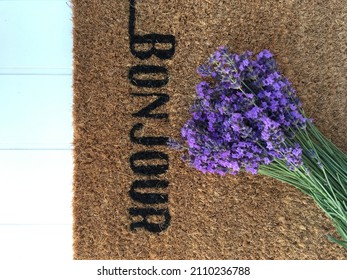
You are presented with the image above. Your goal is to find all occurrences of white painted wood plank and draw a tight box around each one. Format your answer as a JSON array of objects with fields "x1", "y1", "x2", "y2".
[
  {"x1": 0, "y1": 225, "x2": 72, "y2": 261},
  {"x1": 0, "y1": 225, "x2": 73, "y2": 280},
  {"x1": 0, "y1": 0, "x2": 72, "y2": 71},
  {"x1": 0, "y1": 150, "x2": 73, "y2": 224},
  {"x1": 0, "y1": 67, "x2": 72, "y2": 75},
  {"x1": 0, "y1": 75, "x2": 72, "y2": 149},
  {"x1": 0, "y1": 225, "x2": 73, "y2": 279}
]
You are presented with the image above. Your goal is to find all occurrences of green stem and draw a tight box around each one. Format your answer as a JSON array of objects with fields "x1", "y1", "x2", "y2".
[{"x1": 259, "y1": 123, "x2": 347, "y2": 248}]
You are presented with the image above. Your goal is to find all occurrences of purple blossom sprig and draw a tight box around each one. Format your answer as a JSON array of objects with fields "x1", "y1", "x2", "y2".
[{"x1": 169, "y1": 46, "x2": 347, "y2": 248}]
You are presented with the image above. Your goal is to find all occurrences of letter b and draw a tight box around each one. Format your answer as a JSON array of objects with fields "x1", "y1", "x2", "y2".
[{"x1": 130, "y1": 34, "x2": 175, "y2": 60}]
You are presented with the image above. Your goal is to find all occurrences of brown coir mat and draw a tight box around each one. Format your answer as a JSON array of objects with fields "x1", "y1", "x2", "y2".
[{"x1": 73, "y1": 0, "x2": 347, "y2": 259}]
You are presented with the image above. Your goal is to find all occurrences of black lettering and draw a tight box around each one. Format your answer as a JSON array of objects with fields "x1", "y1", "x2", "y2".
[
  {"x1": 130, "y1": 123, "x2": 168, "y2": 145},
  {"x1": 128, "y1": 0, "x2": 173, "y2": 233},
  {"x1": 129, "y1": 0, "x2": 175, "y2": 60},
  {"x1": 129, "y1": 65, "x2": 168, "y2": 88},
  {"x1": 129, "y1": 207, "x2": 171, "y2": 232},
  {"x1": 131, "y1": 93, "x2": 169, "y2": 119},
  {"x1": 129, "y1": 180, "x2": 168, "y2": 204},
  {"x1": 130, "y1": 151, "x2": 168, "y2": 175},
  {"x1": 130, "y1": 34, "x2": 175, "y2": 60}
]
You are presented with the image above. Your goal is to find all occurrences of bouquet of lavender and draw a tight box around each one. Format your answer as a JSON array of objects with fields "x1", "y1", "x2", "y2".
[{"x1": 169, "y1": 46, "x2": 347, "y2": 248}]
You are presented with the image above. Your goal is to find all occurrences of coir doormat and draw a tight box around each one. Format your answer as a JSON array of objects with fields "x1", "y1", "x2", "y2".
[{"x1": 73, "y1": 0, "x2": 347, "y2": 259}]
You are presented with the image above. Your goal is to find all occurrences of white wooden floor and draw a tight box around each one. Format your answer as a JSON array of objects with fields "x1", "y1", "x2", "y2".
[{"x1": 0, "y1": 0, "x2": 73, "y2": 271}]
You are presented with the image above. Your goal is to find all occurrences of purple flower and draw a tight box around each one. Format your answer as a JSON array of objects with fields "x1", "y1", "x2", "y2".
[
  {"x1": 177, "y1": 46, "x2": 308, "y2": 175},
  {"x1": 167, "y1": 138, "x2": 185, "y2": 150},
  {"x1": 245, "y1": 106, "x2": 260, "y2": 119}
]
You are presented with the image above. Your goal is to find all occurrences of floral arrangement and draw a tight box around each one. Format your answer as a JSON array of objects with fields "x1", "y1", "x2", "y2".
[{"x1": 169, "y1": 46, "x2": 347, "y2": 248}]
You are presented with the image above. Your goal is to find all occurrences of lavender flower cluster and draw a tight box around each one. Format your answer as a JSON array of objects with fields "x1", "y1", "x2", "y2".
[{"x1": 174, "y1": 46, "x2": 308, "y2": 175}]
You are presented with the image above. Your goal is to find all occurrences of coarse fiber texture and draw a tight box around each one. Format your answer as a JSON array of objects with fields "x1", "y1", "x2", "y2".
[{"x1": 73, "y1": 0, "x2": 347, "y2": 259}]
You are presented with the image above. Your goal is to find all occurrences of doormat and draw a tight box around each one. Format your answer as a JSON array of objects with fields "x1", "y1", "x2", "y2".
[{"x1": 73, "y1": 0, "x2": 347, "y2": 259}]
